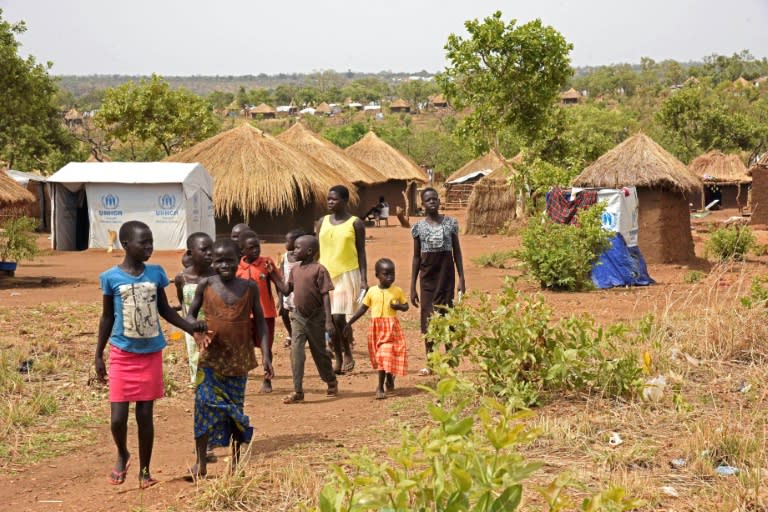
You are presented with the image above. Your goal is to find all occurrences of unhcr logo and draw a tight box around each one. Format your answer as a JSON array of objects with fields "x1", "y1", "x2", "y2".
[
  {"x1": 156, "y1": 194, "x2": 178, "y2": 216},
  {"x1": 99, "y1": 194, "x2": 123, "y2": 216},
  {"x1": 601, "y1": 211, "x2": 617, "y2": 230}
]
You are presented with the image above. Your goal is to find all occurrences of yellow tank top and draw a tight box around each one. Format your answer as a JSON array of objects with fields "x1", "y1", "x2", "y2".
[{"x1": 318, "y1": 215, "x2": 359, "y2": 279}]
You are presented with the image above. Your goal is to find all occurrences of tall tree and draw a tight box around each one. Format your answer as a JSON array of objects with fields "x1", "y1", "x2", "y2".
[
  {"x1": 0, "y1": 10, "x2": 78, "y2": 172},
  {"x1": 438, "y1": 12, "x2": 572, "y2": 154},
  {"x1": 96, "y1": 74, "x2": 219, "y2": 159}
]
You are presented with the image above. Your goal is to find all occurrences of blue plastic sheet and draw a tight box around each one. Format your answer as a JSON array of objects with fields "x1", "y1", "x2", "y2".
[{"x1": 591, "y1": 234, "x2": 654, "y2": 289}]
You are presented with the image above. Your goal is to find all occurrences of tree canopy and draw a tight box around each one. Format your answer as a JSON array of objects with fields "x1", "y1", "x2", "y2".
[
  {"x1": 0, "y1": 9, "x2": 78, "y2": 173},
  {"x1": 96, "y1": 74, "x2": 220, "y2": 160}
]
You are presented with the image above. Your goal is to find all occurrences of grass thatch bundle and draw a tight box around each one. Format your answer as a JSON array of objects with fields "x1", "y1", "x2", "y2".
[
  {"x1": 165, "y1": 124, "x2": 357, "y2": 217},
  {"x1": 572, "y1": 133, "x2": 700, "y2": 192},
  {"x1": 560, "y1": 88, "x2": 582, "y2": 101},
  {"x1": 465, "y1": 178, "x2": 516, "y2": 235},
  {"x1": 315, "y1": 102, "x2": 331, "y2": 114},
  {"x1": 0, "y1": 171, "x2": 35, "y2": 208},
  {"x1": 446, "y1": 151, "x2": 506, "y2": 183},
  {"x1": 345, "y1": 132, "x2": 427, "y2": 183},
  {"x1": 251, "y1": 103, "x2": 276, "y2": 114},
  {"x1": 389, "y1": 98, "x2": 411, "y2": 109},
  {"x1": 689, "y1": 151, "x2": 750, "y2": 184},
  {"x1": 276, "y1": 123, "x2": 387, "y2": 185},
  {"x1": 483, "y1": 153, "x2": 523, "y2": 181}
]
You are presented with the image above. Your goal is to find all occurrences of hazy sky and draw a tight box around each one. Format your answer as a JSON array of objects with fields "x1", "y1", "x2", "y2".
[{"x1": 2, "y1": 0, "x2": 767, "y2": 75}]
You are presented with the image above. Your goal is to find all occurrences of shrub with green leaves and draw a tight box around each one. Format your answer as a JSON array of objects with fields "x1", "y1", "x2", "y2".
[
  {"x1": 315, "y1": 370, "x2": 642, "y2": 512},
  {"x1": 0, "y1": 216, "x2": 39, "y2": 263},
  {"x1": 705, "y1": 225, "x2": 756, "y2": 262},
  {"x1": 426, "y1": 280, "x2": 643, "y2": 407},
  {"x1": 516, "y1": 203, "x2": 611, "y2": 291},
  {"x1": 741, "y1": 275, "x2": 768, "y2": 308}
]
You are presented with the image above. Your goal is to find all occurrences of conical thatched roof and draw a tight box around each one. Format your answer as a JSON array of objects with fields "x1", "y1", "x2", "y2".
[
  {"x1": 572, "y1": 133, "x2": 700, "y2": 192},
  {"x1": 689, "y1": 151, "x2": 750, "y2": 184},
  {"x1": 429, "y1": 93, "x2": 447, "y2": 105},
  {"x1": 251, "y1": 103, "x2": 276, "y2": 114},
  {"x1": 484, "y1": 153, "x2": 523, "y2": 181},
  {"x1": 560, "y1": 88, "x2": 582, "y2": 100},
  {"x1": 64, "y1": 108, "x2": 81, "y2": 121},
  {"x1": 276, "y1": 123, "x2": 387, "y2": 185},
  {"x1": 315, "y1": 102, "x2": 331, "y2": 114},
  {"x1": 446, "y1": 151, "x2": 506, "y2": 183},
  {"x1": 345, "y1": 132, "x2": 427, "y2": 183},
  {"x1": 390, "y1": 98, "x2": 411, "y2": 108},
  {"x1": 0, "y1": 170, "x2": 35, "y2": 207},
  {"x1": 165, "y1": 124, "x2": 357, "y2": 217},
  {"x1": 733, "y1": 77, "x2": 751, "y2": 88}
]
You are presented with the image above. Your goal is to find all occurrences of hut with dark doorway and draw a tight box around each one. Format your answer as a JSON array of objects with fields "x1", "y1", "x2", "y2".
[
  {"x1": 249, "y1": 103, "x2": 276, "y2": 119},
  {"x1": 0, "y1": 169, "x2": 35, "y2": 222},
  {"x1": 560, "y1": 88, "x2": 582, "y2": 105},
  {"x1": 428, "y1": 94, "x2": 448, "y2": 109},
  {"x1": 748, "y1": 153, "x2": 768, "y2": 226},
  {"x1": 5, "y1": 170, "x2": 50, "y2": 231},
  {"x1": 344, "y1": 131, "x2": 427, "y2": 216},
  {"x1": 389, "y1": 98, "x2": 412, "y2": 114},
  {"x1": 165, "y1": 124, "x2": 357, "y2": 240},
  {"x1": 572, "y1": 133, "x2": 699, "y2": 264},
  {"x1": 276, "y1": 123, "x2": 390, "y2": 220},
  {"x1": 444, "y1": 152, "x2": 506, "y2": 209},
  {"x1": 688, "y1": 151, "x2": 750, "y2": 210}
]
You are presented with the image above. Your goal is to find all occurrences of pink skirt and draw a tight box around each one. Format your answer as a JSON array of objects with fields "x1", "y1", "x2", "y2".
[{"x1": 108, "y1": 345, "x2": 164, "y2": 402}]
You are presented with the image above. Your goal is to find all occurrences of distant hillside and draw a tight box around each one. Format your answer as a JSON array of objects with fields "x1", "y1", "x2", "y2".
[{"x1": 55, "y1": 71, "x2": 437, "y2": 96}]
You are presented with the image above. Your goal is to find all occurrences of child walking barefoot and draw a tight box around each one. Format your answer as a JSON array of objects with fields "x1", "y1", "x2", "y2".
[
  {"x1": 345, "y1": 258, "x2": 409, "y2": 399},
  {"x1": 236, "y1": 230, "x2": 281, "y2": 393},
  {"x1": 96, "y1": 221, "x2": 206, "y2": 489},
  {"x1": 186, "y1": 239, "x2": 274, "y2": 479},
  {"x1": 174, "y1": 233, "x2": 215, "y2": 384}
]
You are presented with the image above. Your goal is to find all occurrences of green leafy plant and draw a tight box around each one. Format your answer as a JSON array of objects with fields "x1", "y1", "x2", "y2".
[
  {"x1": 683, "y1": 270, "x2": 705, "y2": 284},
  {"x1": 314, "y1": 370, "x2": 642, "y2": 512},
  {"x1": 705, "y1": 225, "x2": 756, "y2": 261},
  {"x1": 740, "y1": 275, "x2": 768, "y2": 308},
  {"x1": 426, "y1": 280, "x2": 643, "y2": 407},
  {"x1": 472, "y1": 249, "x2": 517, "y2": 269},
  {"x1": 516, "y1": 203, "x2": 612, "y2": 291},
  {"x1": 0, "y1": 216, "x2": 40, "y2": 262}
]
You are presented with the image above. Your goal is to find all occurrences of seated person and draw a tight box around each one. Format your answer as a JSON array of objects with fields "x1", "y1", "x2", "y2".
[{"x1": 365, "y1": 197, "x2": 389, "y2": 221}]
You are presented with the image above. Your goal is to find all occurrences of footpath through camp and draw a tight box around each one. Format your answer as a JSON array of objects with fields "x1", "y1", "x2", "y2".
[{"x1": 1, "y1": 209, "x2": 768, "y2": 510}]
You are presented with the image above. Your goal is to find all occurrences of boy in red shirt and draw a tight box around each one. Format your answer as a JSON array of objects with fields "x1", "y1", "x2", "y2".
[{"x1": 236, "y1": 231, "x2": 281, "y2": 393}]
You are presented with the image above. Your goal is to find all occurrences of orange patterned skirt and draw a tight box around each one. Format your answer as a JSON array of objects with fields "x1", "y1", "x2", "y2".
[{"x1": 367, "y1": 317, "x2": 407, "y2": 376}]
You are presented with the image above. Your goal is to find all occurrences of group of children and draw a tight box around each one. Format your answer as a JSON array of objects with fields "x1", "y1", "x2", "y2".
[{"x1": 96, "y1": 187, "x2": 460, "y2": 487}]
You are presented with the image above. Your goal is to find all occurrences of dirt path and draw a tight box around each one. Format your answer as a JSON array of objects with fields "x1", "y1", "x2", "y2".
[{"x1": 0, "y1": 210, "x2": 763, "y2": 511}]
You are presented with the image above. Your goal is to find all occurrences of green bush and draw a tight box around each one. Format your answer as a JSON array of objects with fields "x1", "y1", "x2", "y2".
[
  {"x1": 472, "y1": 250, "x2": 517, "y2": 269},
  {"x1": 426, "y1": 281, "x2": 643, "y2": 408},
  {"x1": 516, "y1": 203, "x2": 612, "y2": 291},
  {"x1": 705, "y1": 225, "x2": 756, "y2": 261},
  {"x1": 315, "y1": 371, "x2": 642, "y2": 512},
  {"x1": 683, "y1": 270, "x2": 704, "y2": 284},
  {"x1": 0, "y1": 216, "x2": 40, "y2": 263},
  {"x1": 740, "y1": 275, "x2": 768, "y2": 308}
]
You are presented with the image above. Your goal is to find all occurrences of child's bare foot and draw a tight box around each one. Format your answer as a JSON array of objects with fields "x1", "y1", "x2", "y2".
[
  {"x1": 375, "y1": 388, "x2": 386, "y2": 400},
  {"x1": 260, "y1": 379, "x2": 273, "y2": 393}
]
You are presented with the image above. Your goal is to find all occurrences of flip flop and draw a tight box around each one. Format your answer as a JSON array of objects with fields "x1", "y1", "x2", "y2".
[
  {"x1": 107, "y1": 459, "x2": 130, "y2": 485},
  {"x1": 418, "y1": 368, "x2": 432, "y2": 377},
  {"x1": 139, "y1": 476, "x2": 159, "y2": 489},
  {"x1": 341, "y1": 356, "x2": 355, "y2": 373}
]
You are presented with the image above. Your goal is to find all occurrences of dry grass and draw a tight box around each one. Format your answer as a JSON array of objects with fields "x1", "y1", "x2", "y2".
[
  {"x1": 344, "y1": 131, "x2": 427, "y2": 183},
  {"x1": 465, "y1": 178, "x2": 517, "y2": 235},
  {"x1": 689, "y1": 151, "x2": 750, "y2": 184},
  {"x1": 445, "y1": 151, "x2": 506, "y2": 183},
  {"x1": 515, "y1": 263, "x2": 768, "y2": 510},
  {"x1": 165, "y1": 124, "x2": 359, "y2": 218},
  {"x1": 276, "y1": 122, "x2": 387, "y2": 185},
  {"x1": 573, "y1": 133, "x2": 701, "y2": 192}
]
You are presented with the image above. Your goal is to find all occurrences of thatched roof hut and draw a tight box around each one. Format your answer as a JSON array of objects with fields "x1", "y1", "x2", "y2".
[
  {"x1": 444, "y1": 152, "x2": 506, "y2": 209},
  {"x1": 165, "y1": 124, "x2": 357, "y2": 237},
  {"x1": 428, "y1": 94, "x2": 448, "y2": 108},
  {"x1": 572, "y1": 133, "x2": 697, "y2": 263},
  {"x1": 389, "y1": 98, "x2": 411, "y2": 113},
  {"x1": 688, "y1": 151, "x2": 750, "y2": 210},
  {"x1": 345, "y1": 132, "x2": 426, "y2": 183},
  {"x1": 315, "y1": 102, "x2": 331, "y2": 115},
  {"x1": 465, "y1": 178, "x2": 516, "y2": 235},
  {"x1": 560, "y1": 88, "x2": 582, "y2": 104},
  {"x1": 249, "y1": 103, "x2": 276, "y2": 119},
  {"x1": 345, "y1": 131, "x2": 427, "y2": 215},
  {"x1": 0, "y1": 170, "x2": 35, "y2": 208},
  {"x1": 446, "y1": 152, "x2": 506, "y2": 184}
]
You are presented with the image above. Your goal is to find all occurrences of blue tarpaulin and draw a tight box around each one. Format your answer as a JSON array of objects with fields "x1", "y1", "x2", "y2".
[{"x1": 591, "y1": 234, "x2": 654, "y2": 289}]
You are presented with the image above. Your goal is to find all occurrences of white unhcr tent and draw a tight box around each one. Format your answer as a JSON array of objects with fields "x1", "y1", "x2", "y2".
[{"x1": 47, "y1": 162, "x2": 215, "y2": 251}]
